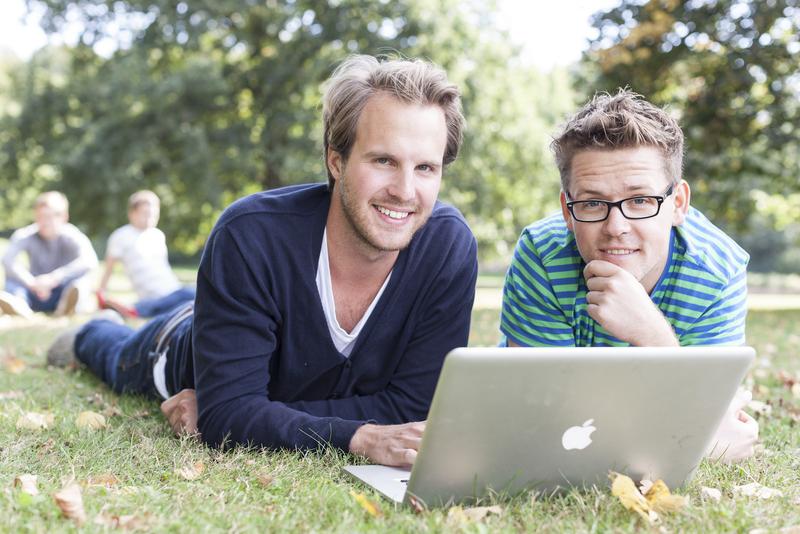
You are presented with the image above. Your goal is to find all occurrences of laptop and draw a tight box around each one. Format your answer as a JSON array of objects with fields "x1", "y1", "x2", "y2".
[{"x1": 343, "y1": 346, "x2": 754, "y2": 507}]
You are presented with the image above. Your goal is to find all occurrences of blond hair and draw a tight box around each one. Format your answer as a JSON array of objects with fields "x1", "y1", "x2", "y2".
[
  {"x1": 552, "y1": 89, "x2": 684, "y2": 191},
  {"x1": 128, "y1": 190, "x2": 160, "y2": 211},
  {"x1": 35, "y1": 191, "x2": 69, "y2": 214},
  {"x1": 322, "y1": 55, "x2": 464, "y2": 189}
]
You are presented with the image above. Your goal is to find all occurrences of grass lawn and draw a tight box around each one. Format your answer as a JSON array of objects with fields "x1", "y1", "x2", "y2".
[{"x1": 2, "y1": 302, "x2": 800, "y2": 532}]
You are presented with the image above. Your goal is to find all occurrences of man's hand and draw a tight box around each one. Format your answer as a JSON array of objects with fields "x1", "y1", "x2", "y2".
[
  {"x1": 160, "y1": 388, "x2": 199, "y2": 437},
  {"x1": 706, "y1": 389, "x2": 758, "y2": 463},
  {"x1": 584, "y1": 260, "x2": 678, "y2": 346},
  {"x1": 349, "y1": 421, "x2": 426, "y2": 467},
  {"x1": 30, "y1": 274, "x2": 60, "y2": 301}
]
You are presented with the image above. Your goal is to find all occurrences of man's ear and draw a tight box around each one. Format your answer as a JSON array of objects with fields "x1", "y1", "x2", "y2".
[
  {"x1": 326, "y1": 148, "x2": 343, "y2": 181},
  {"x1": 671, "y1": 179, "x2": 691, "y2": 226},
  {"x1": 560, "y1": 191, "x2": 575, "y2": 232}
]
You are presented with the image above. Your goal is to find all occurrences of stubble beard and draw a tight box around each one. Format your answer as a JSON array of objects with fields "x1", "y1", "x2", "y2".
[{"x1": 338, "y1": 175, "x2": 424, "y2": 254}]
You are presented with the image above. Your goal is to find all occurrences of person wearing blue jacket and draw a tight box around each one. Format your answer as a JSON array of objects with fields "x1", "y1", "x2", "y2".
[{"x1": 47, "y1": 55, "x2": 478, "y2": 468}]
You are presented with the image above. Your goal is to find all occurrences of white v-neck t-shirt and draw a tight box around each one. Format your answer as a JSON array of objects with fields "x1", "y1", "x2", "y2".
[{"x1": 315, "y1": 228, "x2": 391, "y2": 357}]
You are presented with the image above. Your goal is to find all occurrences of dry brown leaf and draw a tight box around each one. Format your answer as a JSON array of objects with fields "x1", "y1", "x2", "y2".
[
  {"x1": 0, "y1": 390, "x2": 24, "y2": 401},
  {"x1": 610, "y1": 472, "x2": 657, "y2": 523},
  {"x1": 2, "y1": 353, "x2": 26, "y2": 374},
  {"x1": 407, "y1": 494, "x2": 426, "y2": 513},
  {"x1": 256, "y1": 473, "x2": 273, "y2": 487},
  {"x1": 85, "y1": 474, "x2": 120, "y2": 488},
  {"x1": 733, "y1": 482, "x2": 783, "y2": 500},
  {"x1": 462, "y1": 505, "x2": 503, "y2": 521},
  {"x1": 175, "y1": 460, "x2": 205, "y2": 481},
  {"x1": 349, "y1": 490, "x2": 382, "y2": 517},
  {"x1": 16, "y1": 411, "x2": 54, "y2": 430},
  {"x1": 94, "y1": 512, "x2": 149, "y2": 530},
  {"x1": 76, "y1": 411, "x2": 107, "y2": 430},
  {"x1": 53, "y1": 482, "x2": 87, "y2": 525},
  {"x1": 14, "y1": 474, "x2": 39, "y2": 496},
  {"x1": 644, "y1": 479, "x2": 688, "y2": 513},
  {"x1": 102, "y1": 404, "x2": 123, "y2": 418},
  {"x1": 700, "y1": 486, "x2": 722, "y2": 502}
]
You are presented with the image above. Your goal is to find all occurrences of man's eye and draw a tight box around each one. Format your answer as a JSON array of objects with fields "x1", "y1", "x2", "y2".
[
  {"x1": 376, "y1": 158, "x2": 390, "y2": 165},
  {"x1": 631, "y1": 197, "x2": 649, "y2": 205},
  {"x1": 418, "y1": 164, "x2": 431, "y2": 172},
  {"x1": 584, "y1": 201, "x2": 603, "y2": 208}
]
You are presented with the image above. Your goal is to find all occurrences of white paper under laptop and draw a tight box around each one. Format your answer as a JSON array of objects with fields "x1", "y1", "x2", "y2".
[{"x1": 343, "y1": 346, "x2": 754, "y2": 507}]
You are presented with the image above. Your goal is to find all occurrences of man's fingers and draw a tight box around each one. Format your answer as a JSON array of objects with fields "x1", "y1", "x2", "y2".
[{"x1": 584, "y1": 260, "x2": 622, "y2": 280}]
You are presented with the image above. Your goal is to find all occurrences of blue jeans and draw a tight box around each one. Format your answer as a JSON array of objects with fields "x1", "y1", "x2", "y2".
[
  {"x1": 5, "y1": 276, "x2": 80, "y2": 313},
  {"x1": 135, "y1": 286, "x2": 196, "y2": 318},
  {"x1": 74, "y1": 310, "x2": 193, "y2": 398}
]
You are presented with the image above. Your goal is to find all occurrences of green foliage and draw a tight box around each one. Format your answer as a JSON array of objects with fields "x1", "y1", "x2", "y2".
[
  {"x1": 583, "y1": 0, "x2": 800, "y2": 238},
  {"x1": 0, "y1": 0, "x2": 572, "y2": 259}
]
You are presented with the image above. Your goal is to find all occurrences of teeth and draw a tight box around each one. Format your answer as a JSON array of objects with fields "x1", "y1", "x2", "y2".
[
  {"x1": 605, "y1": 249, "x2": 634, "y2": 255},
  {"x1": 376, "y1": 206, "x2": 409, "y2": 220}
]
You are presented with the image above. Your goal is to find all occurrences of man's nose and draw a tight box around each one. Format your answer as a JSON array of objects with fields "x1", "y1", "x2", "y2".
[
  {"x1": 602, "y1": 204, "x2": 631, "y2": 236},
  {"x1": 388, "y1": 167, "x2": 415, "y2": 201}
]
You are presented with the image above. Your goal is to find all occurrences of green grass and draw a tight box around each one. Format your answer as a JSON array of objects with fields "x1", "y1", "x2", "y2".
[{"x1": 2, "y1": 308, "x2": 800, "y2": 532}]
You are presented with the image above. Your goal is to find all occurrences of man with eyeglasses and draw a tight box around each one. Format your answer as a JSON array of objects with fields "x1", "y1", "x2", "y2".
[{"x1": 500, "y1": 89, "x2": 757, "y2": 461}]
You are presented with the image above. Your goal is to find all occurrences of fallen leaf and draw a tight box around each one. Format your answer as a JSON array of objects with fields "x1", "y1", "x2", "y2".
[
  {"x1": 0, "y1": 390, "x2": 24, "y2": 401},
  {"x1": 733, "y1": 482, "x2": 784, "y2": 500},
  {"x1": 462, "y1": 505, "x2": 503, "y2": 521},
  {"x1": 644, "y1": 479, "x2": 688, "y2": 513},
  {"x1": 14, "y1": 474, "x2": 39, "y2": 496},
  {"x1": 407, "y1": 494, "x2": 426, "y2": 513},
  {"x1": 350, "y1": 490, "x2": 382, "y2": 517},
  {"x1": 700, "y1": 486, "x2": 722, "y2": 502},
  {"x1": 85, "y1": 474, "x2": 120, "y2": 488},
  {"x1": 610, "y1": 472, "x2": 658, "y2": 523},
  {"x1": 76, "y1": 411, "x2": 107, "y2": 430},
  {"x1": 102, "y1": 404, "x2": 123, "y2": 418},
  {"x1": 16, "y1": 412, "x2": 54, "y2": 430},
  {"x1": 53, "y1": 482, "x2": 87, "y2": 524},
  {"x1": 777, "y1": 370, "x2": 798, "y2": 388},
  {"x1": 94, "y1": 512, "x2": 149, "y2": 530},
  {"x1": 175, "y1": 461, "x2": 205, "y2": 481},
  {"x1": 256, "y1": 473, "x2": 273, "y2": 487},
  {"x1": 2, "y1": 352, "x2": 26, "y2": 374}
]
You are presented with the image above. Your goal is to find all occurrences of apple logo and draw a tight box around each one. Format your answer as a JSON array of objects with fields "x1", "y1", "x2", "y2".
[{"x1": 561, "y1": 418, "x2": 596, "y2": 450}]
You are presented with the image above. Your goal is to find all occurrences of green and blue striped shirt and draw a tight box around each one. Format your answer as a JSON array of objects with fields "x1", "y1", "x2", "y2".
[{"x1": 501, "y1": 207, "x2": 749, "y2": 347}]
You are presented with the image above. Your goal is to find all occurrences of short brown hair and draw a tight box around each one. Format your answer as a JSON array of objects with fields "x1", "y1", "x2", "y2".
[
  {"x1": 552, "y1": 89, "x2": 684, "y2": 191},
  {"x1": 322, "y1": 55, "x2": 465, "y2": 189},
  {"x1": 35, "y1": 191, "x2": 69, "y2": 214},
  {"x1": 128, "y1": 190, "x2": 160, "y2": 211}
]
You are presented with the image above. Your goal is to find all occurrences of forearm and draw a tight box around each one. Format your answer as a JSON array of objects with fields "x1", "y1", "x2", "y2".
[
  {"x1": 197, "y1": 393, "x2": 363, "y2": 451},
  {"x1": 97, "y1": 258, "x2": 117, "y2": 292}
]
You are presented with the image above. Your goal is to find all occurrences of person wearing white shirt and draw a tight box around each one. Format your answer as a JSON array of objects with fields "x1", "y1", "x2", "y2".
[{"x1": 97, "y1": 190, "x2": 195, "y2": 318}]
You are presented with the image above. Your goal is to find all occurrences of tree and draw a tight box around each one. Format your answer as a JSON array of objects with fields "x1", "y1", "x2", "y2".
[
  {"x1": 583, "y1": 0, "x2": 800, "y2": 233},
  {"x1": 2, "y1": 0, "x2": 573, "y2": 261}
]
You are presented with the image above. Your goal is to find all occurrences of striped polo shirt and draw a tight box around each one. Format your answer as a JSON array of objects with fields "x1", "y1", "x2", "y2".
[{"x1": 501, "y1": 207, "x2": 749, "y2": 347}]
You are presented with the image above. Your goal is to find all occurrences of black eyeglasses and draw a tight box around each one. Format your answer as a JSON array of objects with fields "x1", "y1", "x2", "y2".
[{"x1": 565, "y1": 183, "x2": 675, "y2": 223}]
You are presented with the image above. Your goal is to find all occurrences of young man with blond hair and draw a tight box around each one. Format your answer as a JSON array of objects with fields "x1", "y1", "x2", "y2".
[
  {"x1": 501, "y1": 90, "x2": 758, "y2": 461},
  {"x1": 48, "y1": 55, "x2": 477, "y2": 467},
  {"x1": 1, "y1": 191, "x2": 98, "y2": 317},
  {"x1": 96, "y1": 190, "x2": 195, "y2": 318}
]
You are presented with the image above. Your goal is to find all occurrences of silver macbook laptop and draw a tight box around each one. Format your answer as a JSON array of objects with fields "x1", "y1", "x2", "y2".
[{"x1": 343, "y1": 346, "x2": 754, "y2": 507}]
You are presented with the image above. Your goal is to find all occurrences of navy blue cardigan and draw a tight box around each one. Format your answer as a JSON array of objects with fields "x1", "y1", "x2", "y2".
[{"x1": 190, "y1": 184, "x2": 478, "y2": 451}]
